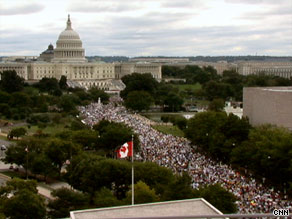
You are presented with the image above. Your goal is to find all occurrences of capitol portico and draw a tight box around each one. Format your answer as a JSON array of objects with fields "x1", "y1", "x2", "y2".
[{"x1": 0, "y1": 15, "x2": 162, "y2": 92}]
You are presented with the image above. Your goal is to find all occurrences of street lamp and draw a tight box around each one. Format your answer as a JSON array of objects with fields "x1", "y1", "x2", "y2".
[{"x1": 25, "y1": 146, "x2": 29, "y2": 180}]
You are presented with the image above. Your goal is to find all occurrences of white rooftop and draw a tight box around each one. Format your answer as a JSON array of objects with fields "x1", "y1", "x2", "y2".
[{"x1": 70, "y1": 198, "x2": 223, "y2": 219}]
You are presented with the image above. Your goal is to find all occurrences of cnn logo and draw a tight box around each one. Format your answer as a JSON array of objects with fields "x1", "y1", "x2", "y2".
[{"x1": 273, "y1": 209, "x2": 290, "y2": 217}]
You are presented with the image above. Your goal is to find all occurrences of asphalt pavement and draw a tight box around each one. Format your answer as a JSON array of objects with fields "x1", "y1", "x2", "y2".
[{"x1": 0, "y1": 138, "x2": 13, "y2": 170}]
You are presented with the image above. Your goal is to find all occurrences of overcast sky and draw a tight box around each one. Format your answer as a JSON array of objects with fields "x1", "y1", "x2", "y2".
[{"x1": 0, "y1": 0, "x2": 291, "y2": 57}]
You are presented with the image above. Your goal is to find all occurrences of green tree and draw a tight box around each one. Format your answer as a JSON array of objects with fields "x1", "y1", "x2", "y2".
[
  {"x1": 93, "y1": 187, "x2": 121, "y2": 208},
  {"x1": 0, "y1": 179, "x2": 46, "y2": 219},
  {"x1": 194, "y1": 184, "x2": 237, "y2": 213},
  {"x1": 34, "y1": 77, "x2": 59, "y2": 93},
  {"x1": 58, "y1": 94, "x2": 79, "y2": 112},
  {"x1": 30, "y1": 153, "x2": 56, "y2": 182},
  {"x1": 71, "y1": 129, "x2": 99, "y2": 150},
  {"x1": 10, "y1": 92, "x2": 31, "y2": 107},
  {"x1": 66, "y1": 154, "x2": 178, "y2": 200},
  {"x1": 8, "y1": 127, "x2": 27, "y2": 140},
  {"x1": 70, "y1": 119, "x2": 89, "y2": 130},
  {"x1": 94, "y1": 120, "x2": 139, "y2": 156},
  {"x1": 66, "y1": 155, "x2": 131, "y2": 198},
  {"x1": 59, "y1": 75, "x2": 68, "y2": 90},
  {"x1": 124, "y1": 181, "x2": 159, "y2": 204},
  {"x1": 170, "y1": 115, "x2": 187, "y2": 130},
  {"x1": 231, "y1": 125, "x2": 292, "y2": 185},
  {"x1": 164, "y1": 92, "x2": 184, "y2": 112},
  {"x1": 3, "y1": 137, "x2": 53, "y2": 178},
  {"x1": 0, "y1": 91, "x2": 10, "y2": 103},
  {"x1": 0, "y1": 70, "x2": 24, "y2": 93},
  {"x1": 203, "y1": 80, "x2": 233, "y2": 101},
  {"x1": 125, "y1": 91, "x2": 154, "y2": 112},
  {"x1": 134, "y1": 162, "x2": 175, "y2": 197},
  {"x1": 185, "y1": 111, "x2": 250, "y2": 162},
  {"x1": 46, "y1": 138, "x2": 81, "y2": 176},
  {"x1": 208, "y1": 98, "x2": 225, "y2": 112},
  {"x1": 163, "y1": 172, "x2": 194, "y2": 201},
  {"x1": 0, "y1": 103, "x2": 11, "y2": 118},
  {"x1": 3, "y1": 189, "x2": 46, "y2": 219},
  {"x1": 121, "y1": 73, "x2": 159, "y2": 98},
  {"x1": 48, "y1": 188, "x2": 89, "y2": 218},
  {"x1": 74, "y1": 90, "x2": 92, "y2": 105},
  {"x1": 89, "y1": 87, "x2": 109, "y2": 103}
]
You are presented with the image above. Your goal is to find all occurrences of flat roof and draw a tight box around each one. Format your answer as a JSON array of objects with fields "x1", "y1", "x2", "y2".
[
  {"x1": 70, "y1": 198, "x2": 223, "y2": 219},
  {"x1": 244, "y1": 86, "x2": 292, "y2": 92}
]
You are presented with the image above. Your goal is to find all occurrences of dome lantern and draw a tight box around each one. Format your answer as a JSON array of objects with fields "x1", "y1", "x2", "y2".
[{"x1": 66, "y1": 14, "x2": 72, "y2": 30}]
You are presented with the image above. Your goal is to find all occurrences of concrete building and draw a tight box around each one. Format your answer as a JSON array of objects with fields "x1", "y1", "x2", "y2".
[
  {"x1": 161, "y1": 61, "x2": 236, "y2": 75},
  {"x1": 115, "y1": 62, "x2": 162, "y2": 81},
  {"x1": 130, "y1": 57, "x2": 190, "y2": 63},
  {"x1": 237, "y1": 61, "x2": 292, "y2": 79},
  {"x1": 243, "y1": 87, "x2": 292, "y2": 130},
  {"x1": 70, "y1": 198, "x2": 223, "y2": 219},
  {"x1": 0, "y1": 15, "x2": 161, "y2": 91}
]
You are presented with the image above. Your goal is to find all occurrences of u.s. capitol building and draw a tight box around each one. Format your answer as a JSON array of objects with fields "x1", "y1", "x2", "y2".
[{"x1": 0, "y1": 15, "x2": 161, "y2": 92}]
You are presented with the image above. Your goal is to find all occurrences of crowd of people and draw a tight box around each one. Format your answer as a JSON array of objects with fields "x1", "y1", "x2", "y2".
[{"x1": 79, "y1": 98, "x2": 292, "y2": 214}]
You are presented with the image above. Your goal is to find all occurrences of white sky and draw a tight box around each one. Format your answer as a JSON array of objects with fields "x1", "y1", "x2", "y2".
[{"x1": 0, "y1": 0, "x2": 291, "y2": 56}]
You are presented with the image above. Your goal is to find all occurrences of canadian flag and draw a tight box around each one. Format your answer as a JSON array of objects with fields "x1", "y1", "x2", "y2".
[{"x1": 117, "y1": 142, "x2": 133, "y2": 158}]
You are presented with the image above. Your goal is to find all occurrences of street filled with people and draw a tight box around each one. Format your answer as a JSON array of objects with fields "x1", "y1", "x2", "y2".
[{"x1": 79, "y1": 98, "x2": 292, "y2": 214}]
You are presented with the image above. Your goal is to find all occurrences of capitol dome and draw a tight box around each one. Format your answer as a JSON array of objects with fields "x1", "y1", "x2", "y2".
[{"x1": 52, "y1": 15, "x2": 86, "y2": 63}]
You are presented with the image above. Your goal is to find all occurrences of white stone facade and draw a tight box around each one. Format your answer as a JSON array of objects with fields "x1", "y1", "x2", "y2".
[
  {"x1": 237, "y1": 61, "x2": 292, "y2": 78},
  {"x1": 0, "y1": 15, "x2": 162, "y2": 91},
  {"x1": 115, "y1": 62, "x2": 161, "y2": 80}
]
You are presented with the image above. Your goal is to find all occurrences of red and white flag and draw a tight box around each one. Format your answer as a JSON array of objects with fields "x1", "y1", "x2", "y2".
[{"x1": 117, "y1": 141, "x2": 133, "y2": 158}]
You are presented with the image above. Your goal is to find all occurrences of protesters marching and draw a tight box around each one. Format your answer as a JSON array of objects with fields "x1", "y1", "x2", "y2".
[{"x1": 79, "y1": 98, "x2": 291, "y2": 213}]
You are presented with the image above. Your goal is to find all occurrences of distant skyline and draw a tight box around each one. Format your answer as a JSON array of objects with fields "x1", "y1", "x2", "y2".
[{"x1": 0, "y1": 0, "x2": 291, "y2": 57}]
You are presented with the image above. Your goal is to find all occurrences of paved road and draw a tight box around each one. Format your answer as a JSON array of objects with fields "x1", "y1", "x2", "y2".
[
  {"x1": 0, "y1": 138, "x2": 14, "y2": 172},
  {"x1": 0, "y1": 138, "x2": 11, "y2": 147}
]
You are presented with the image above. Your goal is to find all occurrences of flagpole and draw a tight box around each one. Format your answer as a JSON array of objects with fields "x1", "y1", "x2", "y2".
[{"x1": 131, "y1": 134, "x2": 134, "y2": 205}]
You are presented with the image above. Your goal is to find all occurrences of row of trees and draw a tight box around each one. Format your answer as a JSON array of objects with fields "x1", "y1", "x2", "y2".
[
  {"x1": 0, "y1": 179, "x2": 46, "y2": 219},
  {"x1": 185, "y1": 111, "x2": 292, "y2": 194},
  {"x1": 119, "y1": 67, "x2": 292, "y2": 112},
  {"x1": 0, "y1": 171, "x2": 236, "y2": 218},
  {"x1": 162, "y1": 65, "x2": 219, "y2": 84},
  {"x1": 3, "y1": 120, "x2": 139, "y2": 180},
  {"x1": 162, "y1": 66, "x2": 292, "y2": 102},
  {"x1": 121, "y1": 73, "x2": 184, "y2": 112},
  {"x1": 2, "y1": 118, "x2": 238, "y2": 218},
  {"x1": 0, "y1": 70, "x2": 109, "y2": 120}
]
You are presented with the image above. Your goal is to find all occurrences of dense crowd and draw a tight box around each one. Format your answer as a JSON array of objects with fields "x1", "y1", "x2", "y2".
[{"x1": 79, "y1": 99, "x2": 292, "y2": 214}]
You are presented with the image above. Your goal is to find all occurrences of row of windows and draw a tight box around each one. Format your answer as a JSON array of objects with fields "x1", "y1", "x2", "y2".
[
  {"x1": 36, "y1": 70, "x2": 54, "y2": 74},
  {"x1": 254, "y1": 68, "x2": 292, "y2": 73},
  {"x1": 36, "y1": 75, "x2": 54, "y2": 79},
  {"x1": 73, "y1": 73, "x2": 114, "y2": 79},
  {"x1": 0, "y1": 67, "x2": 25, "y2": 74},
  {"x1": 55, "y1": 51, "x2": 84, "y2": 57},
  {"x1": 136, "y1": 66, "x2": 157, "y2": 69},
  {"x1": 73, "y1": 70, "x2": 113, "y2": 74},
  {"x1": 36, "y1": 66, "x2": 53, "y2": 70},
  {"x1": 0, "y1": 66, "x2": 24, "y2": 69},
  {"x1": 57, "y1": 43, "x2": 82, "y2": 48}
]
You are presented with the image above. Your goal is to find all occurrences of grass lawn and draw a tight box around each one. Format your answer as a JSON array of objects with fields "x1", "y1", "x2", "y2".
[
  {"x1": 25, "y1": 124, "x2": 68, "y2": 135},
  {"x1": 152, "y1": 125, "x2": 185, "y2": 137},
  {"x1": 0, "y1": 135, "x2": 8, "y2": 141},
  {"x1": 172, "y1": 83, "x2": 202, "y2": 92}
]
